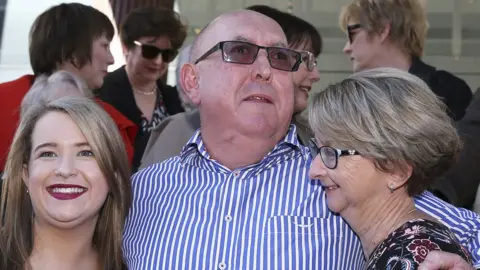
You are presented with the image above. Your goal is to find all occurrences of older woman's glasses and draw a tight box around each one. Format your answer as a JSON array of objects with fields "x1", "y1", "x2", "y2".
[
  {"x1": 134, "y1": 41, "x2": 178, "y2": 62},
  {"x1": 347, "y1": 24, "x2": 362, "y2": 44},
  {"x1": 194, "y1": 40, "x2": 302, "y2": 72},
  {"x1": 308, "y1": 138, "x2": 360, "y2": 169},
  {"x1": 300, "y1": 51, "x2": 317, "y2": 71}
]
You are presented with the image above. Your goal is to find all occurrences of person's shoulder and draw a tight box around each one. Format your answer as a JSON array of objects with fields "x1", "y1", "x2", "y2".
[
  {"x1": 0, "y1": 74, "x2": 34, "y2": 99},
  {"x1": 95, "y1": 99, "x2": 135, "y2": 127},
  {"x1": 151, "y1": 109, "x2": 200, "y2": 133}
]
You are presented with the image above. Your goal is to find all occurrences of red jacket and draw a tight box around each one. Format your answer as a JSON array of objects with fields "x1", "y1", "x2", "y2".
[{"x1": 0, "y1": 75, "x2": 137, "y2": 171}]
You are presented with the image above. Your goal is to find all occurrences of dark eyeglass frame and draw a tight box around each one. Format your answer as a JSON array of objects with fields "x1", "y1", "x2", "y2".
[
  {"x1": 347, "y1": 24, "x2": 362, "y2": 44},
  {"x1": 308, "y1": 138, "x2": 360, "y2": 169},
  {"x1": 299, "y1": 51, "x2": 317, "y2": 72},
  {"x1": 194, "y1": 40, "x2": 302, "y2": 72},
  {"x1": 133, "y1": 40, "x2": 178, "y2": 62}
]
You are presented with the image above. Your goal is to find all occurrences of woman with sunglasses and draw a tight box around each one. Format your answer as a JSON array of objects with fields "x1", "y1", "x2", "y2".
[
  {"x1": 308, "y1": 68, "x2": 472, "y2": 269},
  {"x1": 96, "y1": 7, "x2": 186, "y2": 172}
]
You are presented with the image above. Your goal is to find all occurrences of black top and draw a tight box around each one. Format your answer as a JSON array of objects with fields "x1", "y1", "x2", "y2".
[
  {"x1": 433, "y1": 93, "x2": 480, "y2": 209},
  {"x1": 366, "y1": 219, "x2": 472, "y2": 269},
  {"x1": 95, "y1": 66, "x2": 184, "y2": 172},
  {"x1": 409, "y1": 57, "x2": 472, "y2": 122}
]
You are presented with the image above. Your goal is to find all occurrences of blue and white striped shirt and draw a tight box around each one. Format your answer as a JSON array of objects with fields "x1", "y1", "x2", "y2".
[{"x1": 123, "y1": 125, "x2": 480, "y2": 269}]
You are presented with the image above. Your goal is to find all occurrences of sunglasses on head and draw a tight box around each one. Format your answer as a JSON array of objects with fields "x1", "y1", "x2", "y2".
[
  {"x1": 347, "y1": 24, "x2": 362, "y2": 44},
  {"x1": 194, "y1": 40, "x2": 302, "y2": 72},
  {"x1": 133, "y1": 40, "x2": 178, "y2": 62},
  {"x1": 300, "y1": 51, "x2": 317, "y2": 72}
]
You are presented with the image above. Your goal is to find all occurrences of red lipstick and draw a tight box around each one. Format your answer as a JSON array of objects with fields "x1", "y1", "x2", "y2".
[{"x1": 46, "y1": 184, "x2": 88, "y2": 200}]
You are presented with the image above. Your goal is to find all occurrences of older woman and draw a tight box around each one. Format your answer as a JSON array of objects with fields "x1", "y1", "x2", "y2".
[
  {"x1": 0, "y1": 3, "x2": 137, "y2": 172},
  {"x1": 0, "y1": 97, "x2": 131, "y2": 270},
  {"x1": 96, "y1": 7, "x2": 187, "y2": 172},
  {"x1": 308, "y1": 68, "x2": 472, "y2": 269}
]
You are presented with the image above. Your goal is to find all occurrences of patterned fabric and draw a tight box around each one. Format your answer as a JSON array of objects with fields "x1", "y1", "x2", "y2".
[
  {"x1": 123, "y1": 125, "x2": 480, "y2": 270},
  {"x1": 366, "y1": 219, "x2": 472, "y2": 269},
  {"x1": 140, "y1": 91, "x2": 169, "y2": 133}
]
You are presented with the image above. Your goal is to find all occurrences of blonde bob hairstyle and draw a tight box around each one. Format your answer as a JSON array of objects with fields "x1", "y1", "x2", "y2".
[
  {"x1": 339, "y1": 0, "x2": 428, "y2": 58},
  {"x1": 309, "y1": 67, "x2": 461, "y2": 196},
  {"x1": 0, "y1": 97, "x2": 131, "y2": 270}
]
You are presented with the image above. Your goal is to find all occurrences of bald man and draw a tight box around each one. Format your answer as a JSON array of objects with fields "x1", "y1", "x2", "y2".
[{"x1": 123, "y1": 10, "x2": 480, "y2": 270}]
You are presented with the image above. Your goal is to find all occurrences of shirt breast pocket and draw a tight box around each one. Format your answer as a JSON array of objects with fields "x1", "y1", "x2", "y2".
[{"x1": 262, "y1": 215, "x2": 353, "y2": 270}]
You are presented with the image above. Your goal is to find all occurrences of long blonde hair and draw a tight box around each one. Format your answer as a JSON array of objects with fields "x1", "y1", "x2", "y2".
[{"x1": 0, "y1": 97, "x2": 131, "y2": 270}]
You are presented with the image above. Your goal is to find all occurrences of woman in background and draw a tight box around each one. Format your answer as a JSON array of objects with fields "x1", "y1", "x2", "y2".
[
  {"x1": 0, "y1": 3, "x2": 137, "y2": 172},
  {"x1": 96, "y1": 7, "x2": 186, "y2": 172}
]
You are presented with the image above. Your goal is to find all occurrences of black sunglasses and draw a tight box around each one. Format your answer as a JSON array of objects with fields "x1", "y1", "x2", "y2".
[
  {"x1": 300, "y1": 51, "x2": 317, "y2": 72},
  {"x1": 134, "y1": 41, "x2": 178, "y2": 62},
  {"x1": 194, "y1": 40, "x2": 302, "y2": 72},
  {"x1": 347, "y1": 24, "x2": 362, "y2": 44},
  {"x1": 308, "y1": 138, "x2": 360, "y2": 169}
]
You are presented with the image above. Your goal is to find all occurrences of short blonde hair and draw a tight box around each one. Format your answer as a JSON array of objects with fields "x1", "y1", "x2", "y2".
[
  {"x1": 1, "y1": 97, "x2": 131, "y2": 270},
  {"x1": 339, "y1": 0, "x2": 428, "y2": 58},
  {"x1": 308, "y1": 68, "x2": 461, "y2": 196},
  {"x1": 21, "y1": 70, "x2": 91, "y2": 115}
]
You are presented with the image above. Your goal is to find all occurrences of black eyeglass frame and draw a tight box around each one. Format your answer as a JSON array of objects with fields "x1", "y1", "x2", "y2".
[
  {"x1": 309, "y1": 138, "x2": 361, "y2": 169},
  {"x1": 133, "y1": 40, "x2": 178, "y2": 62},
  {"x1": 194, "y1": 40, "x2": 302, "y2": 72},
  {"x1": 346, "y1": 24, "x2": 362, "y2": 44}
]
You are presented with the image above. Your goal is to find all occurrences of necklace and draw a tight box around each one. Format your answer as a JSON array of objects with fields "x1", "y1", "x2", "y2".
[{"x1": 132, "y1": 85, "x2": 157, "y2": 96}]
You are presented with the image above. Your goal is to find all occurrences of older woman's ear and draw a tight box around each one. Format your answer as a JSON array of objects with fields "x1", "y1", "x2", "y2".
[{"x1": 387, "y1": 163, "x2": 413, "y2": 193}]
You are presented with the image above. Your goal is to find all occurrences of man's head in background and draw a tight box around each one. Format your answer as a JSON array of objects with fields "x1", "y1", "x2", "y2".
[{"x1": 247, "y1": 5, "x2": 322, "y2": 114}]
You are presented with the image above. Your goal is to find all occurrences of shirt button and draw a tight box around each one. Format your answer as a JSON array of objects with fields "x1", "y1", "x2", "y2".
[
  {"x1": 225, "y1": 215, "x2": 232, "y2": 222},
  {"x1": 233, "y1": 171, "x2": 240, "y2": 177},
  {"x1": 219, "y1": 262, "x2": 227, "y2": 269}
]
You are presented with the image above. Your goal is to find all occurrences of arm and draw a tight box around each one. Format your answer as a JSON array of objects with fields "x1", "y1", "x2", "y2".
[
  {"x1": 414, "y1": 192, "x2": 480, "y2": 267},
  {"x1": 419, "y1": 251, "x2": 475, "y2": 270}
]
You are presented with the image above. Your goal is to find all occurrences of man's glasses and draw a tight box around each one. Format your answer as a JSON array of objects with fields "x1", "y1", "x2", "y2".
[
  {"x1": 194, "y1": 40, "x2": 302, "y2": 72},
  {"x1": 134, "y1": 41, "x2": 178, "y2": 62},
  {"x1": 308, "y1": 138, "x2": 360, "y2": 169},
  {"x1": 300, "y1": 51, "x2": 317, "y2": 71},
  {"x1": 347, "y1": 24, "x2": 362, "y2": 44}
]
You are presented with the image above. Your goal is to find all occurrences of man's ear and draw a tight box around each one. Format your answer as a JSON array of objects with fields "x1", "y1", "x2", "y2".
[{"x1": 180, "y1": 63, "x2": 201, "y2": 105}]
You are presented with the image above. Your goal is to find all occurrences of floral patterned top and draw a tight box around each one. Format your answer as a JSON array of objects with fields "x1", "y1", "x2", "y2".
[
  {"x1": 366, "y1": 219, "x2": 472, "y2": 270},
  {"x1": 140, "y1": 91, "x2": 169, "y2": 133}
]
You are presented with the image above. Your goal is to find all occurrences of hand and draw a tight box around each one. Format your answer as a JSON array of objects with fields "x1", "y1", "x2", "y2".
[{"x1": 418, "y1": 251, "x2": 474, "y2": 270}]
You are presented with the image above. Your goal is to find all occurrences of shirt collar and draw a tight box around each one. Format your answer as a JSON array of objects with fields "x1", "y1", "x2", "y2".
[{"x1": 180, "y1": 124, "x2": 310, "y2": 165}]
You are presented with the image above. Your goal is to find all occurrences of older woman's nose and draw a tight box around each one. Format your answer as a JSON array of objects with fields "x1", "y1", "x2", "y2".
[{"x1": 309, "y1": 155, "x2": 328, "y2": 179}]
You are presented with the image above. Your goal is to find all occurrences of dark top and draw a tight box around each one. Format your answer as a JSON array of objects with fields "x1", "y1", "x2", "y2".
[
  {"x1": 409, "y1": 57, "x2": 472, "y2": 122},
  {"x1": 433, "y1": 93, "x2": 480, "y2": 209},
  {"x1": 95, "y1": 66, "x2": 184, "y2": 172},
  {"x1": 366, "y1": 219, "x2": 472, "y2": 269}
]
